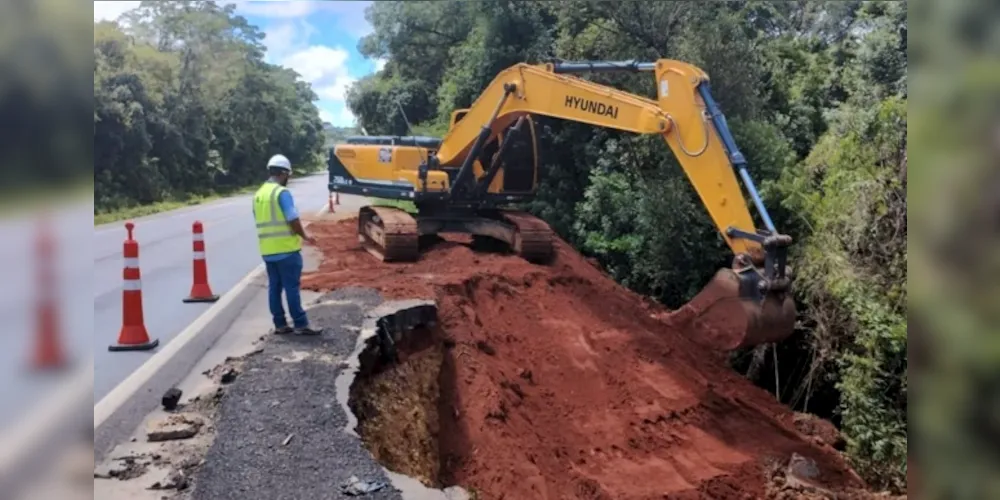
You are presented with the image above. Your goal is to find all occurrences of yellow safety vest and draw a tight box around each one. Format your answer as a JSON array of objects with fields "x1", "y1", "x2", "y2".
[{"x1": 253, "y1": 181, "x2": 302, "y2": 256}]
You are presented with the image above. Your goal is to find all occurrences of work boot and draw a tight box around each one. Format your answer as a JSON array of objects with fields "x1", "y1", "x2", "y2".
[
  {"x1": 294, "y1": 326, "x2": 323, "y2": 336},
  {"x1": 272, "y1": 326, "x2": 293, "y2": 335}
]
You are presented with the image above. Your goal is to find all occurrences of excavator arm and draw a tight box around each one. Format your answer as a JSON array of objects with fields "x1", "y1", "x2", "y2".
[
  {"x1": 338, "y1": 58, "x2": 797, "y2": 350},
  {"x1": 416, "y1": 59, "x2": 796, "y2": 349},
  {"x1": 433, "y1": 59, "x2": 791, "y2": 292}
]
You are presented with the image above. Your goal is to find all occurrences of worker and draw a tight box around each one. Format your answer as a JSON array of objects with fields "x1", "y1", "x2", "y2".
[{"x1": 253, "y1": 154, "x2": 321, "y2": 336}]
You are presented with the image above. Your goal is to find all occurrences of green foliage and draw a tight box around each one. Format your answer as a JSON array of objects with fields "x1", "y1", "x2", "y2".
[
  {"x1": 323, "y1": 123, "x2": 361, "y2": 147},
  {"x1": 348, "y1": 1, "x2": 907, "y2": 491},
  {"x1": 94, "y1": 1, "x2": 326, "y2": 215},
  {"x1": 776, "y1": 92, "x2": 907, "y2": 490}
]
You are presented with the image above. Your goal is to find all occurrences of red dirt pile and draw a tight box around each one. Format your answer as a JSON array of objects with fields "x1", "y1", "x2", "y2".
[{"x1": 302, "y1": 218, "x2": 868, "y2": 499}]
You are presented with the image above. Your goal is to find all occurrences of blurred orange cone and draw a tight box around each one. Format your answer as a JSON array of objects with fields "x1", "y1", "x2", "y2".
[
  {"x1": 183, "y1": 221, "x2": 219, "y2": 303},
  {"x1": 110, "y1": 222, "x2": 159, "y2": 351},
  {"x1": 32, "y1": 216, "x2": 65, "y2": 370}
]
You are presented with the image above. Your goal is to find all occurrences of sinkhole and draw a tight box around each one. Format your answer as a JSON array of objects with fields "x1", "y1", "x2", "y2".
[{"x1": 344, "y1": 300, "x2": 468, "y2": 492}]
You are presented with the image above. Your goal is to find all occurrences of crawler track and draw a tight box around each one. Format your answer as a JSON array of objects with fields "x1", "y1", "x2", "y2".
[
  {"x1": 358, "y1": 206, "x2": 419, "y2": 262},
  {"x1": 357, "y1": 206, "x2": 554, "y2": 264},
  {"x1": 500, "y1": 210, "x2": 554, "y2": 264}
]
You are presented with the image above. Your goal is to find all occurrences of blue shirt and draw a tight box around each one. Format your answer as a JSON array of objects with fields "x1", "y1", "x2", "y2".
[{"x1": 254, "y1": 179, "x2": 300, "y2": 262}]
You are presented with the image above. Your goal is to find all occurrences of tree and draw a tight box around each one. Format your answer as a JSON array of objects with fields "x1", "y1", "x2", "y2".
[{"x1": 94, "y1": 0, "x2": 326, "y2": 213}]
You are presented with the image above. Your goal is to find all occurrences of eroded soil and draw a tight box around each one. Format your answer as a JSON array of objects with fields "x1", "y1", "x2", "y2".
[{"x1": 305, "y1": 217, "x2": 874, "y2": 500}]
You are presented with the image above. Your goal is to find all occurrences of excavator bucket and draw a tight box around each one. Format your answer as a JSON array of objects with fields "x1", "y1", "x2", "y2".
[{"x1": 669, "y1": 267, "x2": 797, "y2": 351}]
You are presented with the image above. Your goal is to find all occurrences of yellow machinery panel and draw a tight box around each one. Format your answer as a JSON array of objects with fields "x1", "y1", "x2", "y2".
[{"x1": 334, "y1": 144, "x2": 450, "y2": 192}]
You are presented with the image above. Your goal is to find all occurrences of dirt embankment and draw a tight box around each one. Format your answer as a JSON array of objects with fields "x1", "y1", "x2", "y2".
[{"x1": 303, "y1": 218, "x2": 869, "y2": 499}]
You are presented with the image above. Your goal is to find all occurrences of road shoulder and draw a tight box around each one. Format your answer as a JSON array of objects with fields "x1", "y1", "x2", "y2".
[
  {"x1": 192, "y1": 288, "x2": 400, "y2": 500},
  {"x1": 94, "y1": 197, "x2": 362, "y2": 462}
]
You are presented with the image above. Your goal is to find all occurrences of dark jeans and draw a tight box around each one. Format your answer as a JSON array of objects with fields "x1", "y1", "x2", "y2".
[{"x1": 264, "y1": 251, "x2": 309, "y2": 329}]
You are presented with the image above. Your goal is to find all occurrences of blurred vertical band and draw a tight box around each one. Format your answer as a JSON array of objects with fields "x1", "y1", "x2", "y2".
[
  {"x1": 909, "y1": 0, "x2": 1000, "y2": 498},
  {"x1": 0, "y1": 0, "x2": 94, "y2": 498}
]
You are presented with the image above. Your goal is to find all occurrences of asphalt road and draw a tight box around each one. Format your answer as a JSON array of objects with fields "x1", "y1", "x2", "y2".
[{"x1": 91, "y1": 173, "x2": 332, "y2": 402}]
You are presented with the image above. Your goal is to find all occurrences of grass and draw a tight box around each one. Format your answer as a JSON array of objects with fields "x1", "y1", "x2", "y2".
[
  {"x1": 95, "y1": 195, "x2": 218, "y2": 225},
  {"x1": 0, "y1": 179, "x2": 93, "y2": 218},
  {"x1": 88, "y1": 155, "x2": 330, "y2": 225},
  {"x1": 94, "y1": 186, "x2": 258, "y2": 225}
]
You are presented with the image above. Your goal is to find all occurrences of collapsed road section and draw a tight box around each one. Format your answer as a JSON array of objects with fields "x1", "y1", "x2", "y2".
[
  {"x1": 92, "y1": 287, "x2": 470, "y2": 500},
  {"x1": 302, "y1": 217, "x2": 889, "y2": 499},
  {"x1": 188, "y1": 290, "x2": 469, "y2": 500}
]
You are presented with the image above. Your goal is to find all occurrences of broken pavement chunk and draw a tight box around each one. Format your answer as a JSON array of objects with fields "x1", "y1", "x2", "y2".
[
  {"x1": 146, "y1": 414, "x2": 204, "y2": 442},
  {"x1": 220, "y1": 367, "x2": 239, "y2": 384},
  {"x1": 94, "y1": 455, "x2": 150, "y2": 481},
  {"x1": 93, "y1": 461, "x2": 128, "y2": 480},
  {"x1": 161, "y1": 388, "x2": 182, "y2": 411},
  {"x1": 148, "y1": 468, "x2": 188, "y2": 491},
  {"x1": 340, "y1": 475, "x2": 388, "y2": 496}
]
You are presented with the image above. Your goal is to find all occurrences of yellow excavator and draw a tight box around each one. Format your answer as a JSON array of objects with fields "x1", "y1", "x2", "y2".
[{"x1": 327, "y1": 59, "x2": 796, "y2": 350}]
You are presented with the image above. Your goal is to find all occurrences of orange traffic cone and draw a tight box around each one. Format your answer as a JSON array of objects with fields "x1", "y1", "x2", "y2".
[
  {"x1": 32, "y1": 216, "x2": 65, "y2": 370},
  {"x1": 183, "y1": 221, "x2": 219, "y2": 303},
  {"x1": 109, "y1": 222, "x2": 159, "y2": 351}
]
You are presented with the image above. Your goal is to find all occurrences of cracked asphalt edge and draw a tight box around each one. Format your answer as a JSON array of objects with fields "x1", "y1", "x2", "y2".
[
  {"x1": 93, "y1": 285, "x2": 472, "y2": 500},
  {"x1": 188, "y1": 286, "x2": 407, "y2": 500}
]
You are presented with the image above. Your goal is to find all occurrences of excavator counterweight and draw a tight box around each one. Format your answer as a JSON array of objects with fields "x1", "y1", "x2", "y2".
[{"x1": 328, "y1": 59, "x2": 798, "y2": 351}]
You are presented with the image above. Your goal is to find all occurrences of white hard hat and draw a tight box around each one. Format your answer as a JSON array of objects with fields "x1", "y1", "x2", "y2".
[{"x1": 267, "y1": 154, "x2": 292, "y2": 172}]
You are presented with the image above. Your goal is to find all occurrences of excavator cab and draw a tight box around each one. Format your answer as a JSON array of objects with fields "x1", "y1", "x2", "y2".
[{"x1": 449, "y1": 109, "x2": 540, "y2": 198}]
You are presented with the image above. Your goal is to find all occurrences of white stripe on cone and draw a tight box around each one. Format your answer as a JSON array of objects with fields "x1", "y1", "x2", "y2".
[
  {"x1": 193, "y1": 234, "x2": 204, "y2": 242},
  {"x1": 124, "y1": 258, "x2": 139, "y2": 268},
  {"x1": 193, "y1": 251, "x2": 206, "y2": 259},
  {"x1": 123, "y1": 279, "x2": 142, "y2": 291}
]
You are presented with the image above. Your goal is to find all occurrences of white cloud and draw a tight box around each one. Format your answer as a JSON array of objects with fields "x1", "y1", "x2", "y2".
[
  {"x1": 261, "y1": 19, "x2": 317, "y2": 62},
  {"x1": 278, "y1": 45, "x2": 358, "y2": 126},
  {"x1": 282, "y1": 46, "x2": 348, "y2": 83},
  {"x1": 338, "y1": 106, "x2": 356, "y2": 126},
  {"x1": 318, "y1": 76, "x2": 358, "y2": 102},
  {"x1": 97, "y1": 1, "x2": 375, "y2": 37},
  {"x1": 230, "y1": 0, "x2": 317, "y2": 19},
  {"x1": 374, "y1": 58, "x2": 387, "y2": 71},
  {"x1": 282, "y1": 45, "x2": 357, "y2": 102},
  {"x1": 227, "y1": 1, "x2": 374, "y2": 37},
  {"x1": 316, "y1": 105, "x2": 355, "y2": 127},
  {"x1": 94, "y1": 1, "x2": 141, "y2": 22}
]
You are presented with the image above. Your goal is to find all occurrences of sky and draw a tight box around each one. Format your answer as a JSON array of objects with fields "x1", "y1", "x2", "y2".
[{"x1": 93, "y1": 1, "x2": 386, "y2": 127}]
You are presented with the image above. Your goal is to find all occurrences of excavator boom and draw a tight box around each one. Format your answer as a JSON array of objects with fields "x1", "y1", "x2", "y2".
[
  {"x1": 433, "y1": 60, "x2": 784, "y2": 260},
  {"x1": 330, "y1": 59, "x2": 798, "y2": 350}
]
